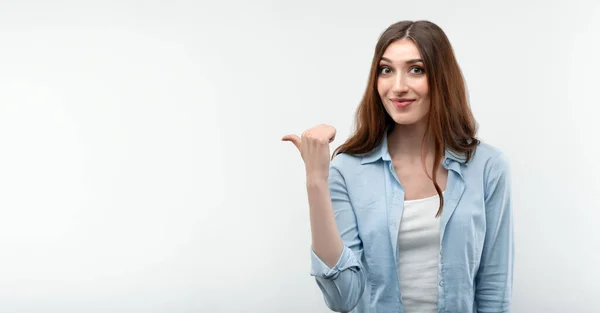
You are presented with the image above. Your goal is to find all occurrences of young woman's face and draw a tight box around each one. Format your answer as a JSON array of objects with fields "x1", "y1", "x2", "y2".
[{"x1": 377, "y1": 39, "x2": 430, "y2": 126}]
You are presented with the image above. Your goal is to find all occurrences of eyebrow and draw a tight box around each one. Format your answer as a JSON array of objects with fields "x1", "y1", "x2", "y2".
[{"x1": 380, "y1": 57, "x2": 423, "y2": 64}]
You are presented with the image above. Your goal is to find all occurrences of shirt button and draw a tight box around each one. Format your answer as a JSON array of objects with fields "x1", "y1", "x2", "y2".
[{"x1": 439, "y1": 280, "x2": 444, "y2": 287}]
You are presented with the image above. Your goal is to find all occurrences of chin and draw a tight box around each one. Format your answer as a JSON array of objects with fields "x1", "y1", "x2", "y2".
[
  {"x1": 389, "y1": 113, "x2": 424, "y2": 126},
  {"x1": 384, "y1": 102, "x2": 428, "y2": 124}
]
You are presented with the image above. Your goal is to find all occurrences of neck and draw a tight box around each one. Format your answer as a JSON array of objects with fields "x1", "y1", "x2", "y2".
[{"x1": 387, "y1": 120, "x2": 436, "y2": 162}]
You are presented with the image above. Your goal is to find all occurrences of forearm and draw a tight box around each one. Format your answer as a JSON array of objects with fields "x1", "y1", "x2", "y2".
[{"x1": 307, "y1": 177, "x2": 344, "y2": 268}]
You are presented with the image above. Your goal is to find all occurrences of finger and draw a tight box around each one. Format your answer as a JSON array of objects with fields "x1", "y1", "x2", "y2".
[
  {"x1": 281, "y1": 134, "x2": 301, "y2": 150},
  {"x1": 327, "y1": 128, "x2": 336, "y2": 143}
]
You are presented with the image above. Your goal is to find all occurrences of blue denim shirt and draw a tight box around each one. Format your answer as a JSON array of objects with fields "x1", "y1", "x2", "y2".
[{"x1": 310, "y1": 134, "x2": 514, "y2": 313}]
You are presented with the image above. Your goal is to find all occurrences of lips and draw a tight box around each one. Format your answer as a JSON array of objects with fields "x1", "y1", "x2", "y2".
[{"x1": 391, "y1": 98, "x2": 415, "y2": 108}]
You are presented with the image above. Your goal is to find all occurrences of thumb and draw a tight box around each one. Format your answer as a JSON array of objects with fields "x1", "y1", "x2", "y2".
[{"x1": 281, "y1": 134, "x2": 301, "y2": 151}]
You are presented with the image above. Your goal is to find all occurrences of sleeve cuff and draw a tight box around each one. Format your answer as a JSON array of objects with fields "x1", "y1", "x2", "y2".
[{"x1": 310, "y1": 245, "x2": 360, "y2": 279}]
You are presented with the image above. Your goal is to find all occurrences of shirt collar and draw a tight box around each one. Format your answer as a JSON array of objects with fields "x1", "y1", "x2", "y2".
[{"x1": 360, "y1": 131, "x2": 468, "y2": 166}]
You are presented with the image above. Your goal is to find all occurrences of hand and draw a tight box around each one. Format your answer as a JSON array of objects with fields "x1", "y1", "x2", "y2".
[{"x1": 282, "y1": 124, "x2": 337, "y2": 181}]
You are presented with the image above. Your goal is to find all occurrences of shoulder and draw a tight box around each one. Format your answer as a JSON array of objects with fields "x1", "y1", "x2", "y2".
[
  {"x1": 328, "y1": 152, "x2": 377, "y2": 189},
  {"x1": 479, "y1": 140, "x2": 509, "y2": 168},
  {"x1": 469, "y1": 141, "x2": 510, "y2": 171},
  {"x1": 470, "y1": 140, "x2": 511, "y2": 189},
  {"x1": 330, "y1": 152, "x2": 364, "y2": 173}
]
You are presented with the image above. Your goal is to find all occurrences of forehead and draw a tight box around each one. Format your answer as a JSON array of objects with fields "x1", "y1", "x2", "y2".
[{"x1": 380, "y1": 39, "x2": 422, "y2": 62}]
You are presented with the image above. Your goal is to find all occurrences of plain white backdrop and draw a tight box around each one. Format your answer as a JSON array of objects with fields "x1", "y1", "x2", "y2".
[{"x1": 0, "y1": 0, "x2": 599, "y2": 312}]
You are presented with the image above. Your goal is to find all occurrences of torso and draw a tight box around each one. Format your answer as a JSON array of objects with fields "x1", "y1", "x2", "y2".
[
  {"x1": 321, "y1": 138, "x2": 509, "y2": 313},
  {"x1": 392, "y1": 157, "x2": 447, "y2": 312}
]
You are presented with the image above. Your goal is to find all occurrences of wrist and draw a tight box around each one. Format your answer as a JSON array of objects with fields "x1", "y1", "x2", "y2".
[{"x1": 306, "y1": 175, "x2": 328, "y2": 187}]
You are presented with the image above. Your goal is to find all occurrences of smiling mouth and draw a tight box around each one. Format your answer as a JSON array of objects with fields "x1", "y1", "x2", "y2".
[{"x1": 391, "y1": 99, "x2": 415, "y2": 108}]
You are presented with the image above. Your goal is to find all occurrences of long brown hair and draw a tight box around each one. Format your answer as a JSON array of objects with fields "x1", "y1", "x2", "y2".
[{"x1": 332, "y1": 20, "x2": 479, "y2": 217}]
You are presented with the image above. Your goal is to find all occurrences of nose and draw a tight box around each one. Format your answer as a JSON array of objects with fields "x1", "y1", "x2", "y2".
[{"x1": 392, "y1": 74, "x2": 409, "y2": 93}]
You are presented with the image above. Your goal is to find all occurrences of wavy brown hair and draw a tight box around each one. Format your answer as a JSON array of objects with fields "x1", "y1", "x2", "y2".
[{"x1": 332, "y1": 20, "x2": 479, "y2": 217}]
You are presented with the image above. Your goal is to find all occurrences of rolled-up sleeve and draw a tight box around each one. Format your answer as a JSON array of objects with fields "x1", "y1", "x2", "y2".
[
  {"x1": 476, "y1": 153, "x2": 515, "y2": 313},
  {"x1": 309, "y1": 164, "x2": 366, "y2": 313}
]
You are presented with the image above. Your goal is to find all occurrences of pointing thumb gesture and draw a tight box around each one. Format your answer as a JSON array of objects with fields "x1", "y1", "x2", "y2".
[
  {"x1": 281, "y1": 134, "x2": 301, "y2": 151},
  {"x1": 282, "y1": 124, "x2": 337, "y2": 181}
]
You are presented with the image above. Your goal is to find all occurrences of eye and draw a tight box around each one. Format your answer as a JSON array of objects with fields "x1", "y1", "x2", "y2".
[
  {"x1": 379, "y1": 65, "x2": 392, "y2": 75},
  {"x1": 410, "y1": 66, "x2": 425, "y2": 75}
]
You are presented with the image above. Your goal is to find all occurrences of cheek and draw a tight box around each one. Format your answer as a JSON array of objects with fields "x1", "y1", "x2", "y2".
[
  {"x1": 416, "y1": 79, "x2": 429, "y2": 97},
  {"x1": 376, "y1": 82, "x2": 384, "y2": 96},
  {"x1": 377, "y1": 79, "x2": 389, "y2": 96}
]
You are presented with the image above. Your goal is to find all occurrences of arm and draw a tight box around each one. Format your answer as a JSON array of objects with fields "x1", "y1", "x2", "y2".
[
  {"x1": 309, "y1": 165, "x2": 366, "y2": 313},
  {"x1": 475, "y1": 153, "x2": 515, "y2": 313}
]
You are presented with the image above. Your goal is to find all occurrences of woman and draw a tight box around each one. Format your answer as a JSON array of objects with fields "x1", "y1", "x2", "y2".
[{"x1": 282, "y1": 20, "x2": 513, "y2": 313}]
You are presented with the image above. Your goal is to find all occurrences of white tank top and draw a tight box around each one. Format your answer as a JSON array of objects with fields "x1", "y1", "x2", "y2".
[{"x1": 397, "y1": 192, "x2": 443, "y2": 313}]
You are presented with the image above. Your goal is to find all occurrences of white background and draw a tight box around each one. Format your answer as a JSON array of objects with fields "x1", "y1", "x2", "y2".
[{"x1": 1, "y1": 1, "x2": 599, "y2": 312}]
